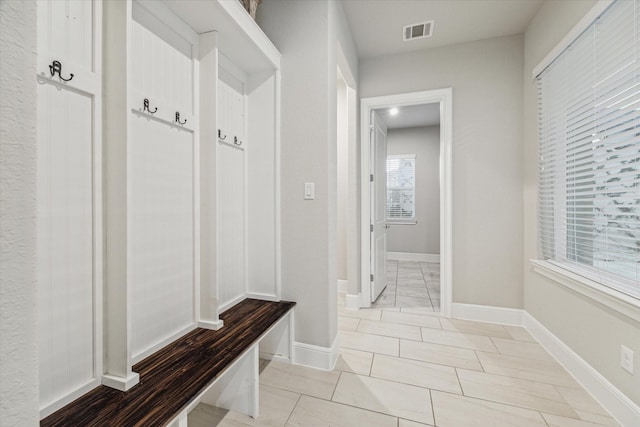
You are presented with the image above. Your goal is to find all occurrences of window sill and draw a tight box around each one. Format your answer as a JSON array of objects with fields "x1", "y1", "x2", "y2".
[
  {"x1": 387, "y1": 221, "x2": 417, "y2": 225},
  {"x1": 530, "y1": 260, "x2": 640, "y2": 323}
]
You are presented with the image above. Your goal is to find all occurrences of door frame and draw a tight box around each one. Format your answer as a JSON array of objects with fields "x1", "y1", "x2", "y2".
[{"x1": 360, "y1": 88, "x2": 453, "y2": 317}]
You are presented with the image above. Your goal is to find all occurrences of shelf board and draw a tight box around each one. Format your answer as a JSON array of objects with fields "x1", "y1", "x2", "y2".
[{"x1": 162, "y1": 0, "x2": 281, "y2": 73}]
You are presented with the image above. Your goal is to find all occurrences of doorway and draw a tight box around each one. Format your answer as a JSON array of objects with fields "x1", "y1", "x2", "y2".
[
  {"x1": 372, "y1": 104, "x2": 441, "y2": 311},
  {"x1": 360, "y1": 89, "x2": 453, "y2": 317}
]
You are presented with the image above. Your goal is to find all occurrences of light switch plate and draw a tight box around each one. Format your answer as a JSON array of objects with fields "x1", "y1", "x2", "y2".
[{"x1": 304, "y1": 182, "x2": 315, "y2": 200}]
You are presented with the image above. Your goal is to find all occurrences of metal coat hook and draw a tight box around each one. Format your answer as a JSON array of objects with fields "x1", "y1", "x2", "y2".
[
  {"x1": 49, "y1": 60, "x2": 74, "y2": 82},
  {"x1": 143, "y1": 98, "x2": 157, "y2": 114},
  {"x1": 218, "y1": 129, "x2": 227, "y2": 140},
  {"x1": 234, "y1": 136, "x2": 242, "y2": 146},
  {"x1": 175, "y1": 112, "x2": 187, "y2": 125}
]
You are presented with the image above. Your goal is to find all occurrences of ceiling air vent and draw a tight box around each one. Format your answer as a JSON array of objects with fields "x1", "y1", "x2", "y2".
[{"x1": 403, "y1": 20, "x2": 434, "y2": 42}]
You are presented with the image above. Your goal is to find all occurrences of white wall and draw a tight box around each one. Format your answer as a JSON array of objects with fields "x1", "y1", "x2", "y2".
[
  {"x1": 257, "y1": 0, "x2": 358, "y2": 349},
  {"x1": 386, "y1": 125, "x2": 440, "y2": 255},
  {"x1": 523, "y1": 0, "x2": 640, "y2": 406},
  {"x1": 360, "y1": 35, "x2": 524, "y2": 308},
  {"x1": 0, "y1": 0, "x2": 39, "y2": 425},
  {"x1": 336, "y1": 75, "x2": 348, "y2": 280}
]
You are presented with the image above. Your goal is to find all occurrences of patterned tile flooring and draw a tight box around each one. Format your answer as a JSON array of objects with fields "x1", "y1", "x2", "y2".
[
  {"x1": 373, "y1": 260, "x2": 441, "y2": 311},
  {"x1": 188, "y1": 278, "x2": 621, "y2": 427}
]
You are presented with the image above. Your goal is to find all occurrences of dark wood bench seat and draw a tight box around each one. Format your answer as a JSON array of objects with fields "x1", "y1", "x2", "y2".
[{"x1": 41, "y1": 299, "x2": 296, "y2": 427}]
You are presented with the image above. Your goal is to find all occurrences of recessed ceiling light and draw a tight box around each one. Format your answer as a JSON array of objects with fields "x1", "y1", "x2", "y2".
[{"x1": 389, "y1": 108, "x2": 399, "y2": 116}]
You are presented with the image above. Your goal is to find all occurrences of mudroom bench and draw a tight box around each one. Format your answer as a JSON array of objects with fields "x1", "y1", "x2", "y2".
[{"x1": 41, "y1": 299, "x2": 296, "y2": 427}]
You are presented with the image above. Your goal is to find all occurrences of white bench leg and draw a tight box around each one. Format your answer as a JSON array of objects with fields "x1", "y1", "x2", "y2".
[
  {"x1": 200, "y1": 344, "x2": 259, "y2": 418},
  {"x1": 167, "y1": 411, "x2": 188, "y2": 427},
  {"x1": 259, "y1": 311, "x2": 294, "y2": 362}
]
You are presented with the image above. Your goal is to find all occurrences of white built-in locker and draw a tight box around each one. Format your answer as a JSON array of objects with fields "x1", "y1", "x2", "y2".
[
  {"x1": 129, "y1": 2, "x2": 198, "y2": 362},
  {"x1": 217, "y1": 64, "x2": 247, "y2": 310},
  {"x1": 36, "y1": 0, "x2": 102, "y2": 414}
]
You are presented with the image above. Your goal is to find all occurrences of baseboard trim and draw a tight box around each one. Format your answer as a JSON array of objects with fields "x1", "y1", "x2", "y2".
[
  {"x1": 524, "y1": 313, "x2": 640, "y2": 427},
  {"x1": 259, "y1": 352, "x2": 290, "y2": 364},
  {"x1": 449, "y1": 302, "x2": 639, "y2": 426},
  {"x1": 387, "y1": 252, "x2": 440, "y2": 262},
  {"x1": 451, "y1": 303, "x2": 524, "y2": 326},
  {"x1": 101, "y1": 372, "x2": 140, "y2": 392},
  {"x1": 337, "y1": 279, "x2": 348, "y2": 293},
  {"x1": 246, "y1": 292, "x2": 279, "y2": 302},
  {"x1": 345, "y1": 293, "x2": 360, "y2": 310},
  {"x1": 198, "y1": 319, "x2": 224, "y2": 330},
  {"x1": 292, "y1": 335, "x2": 339, "y2": 371}
]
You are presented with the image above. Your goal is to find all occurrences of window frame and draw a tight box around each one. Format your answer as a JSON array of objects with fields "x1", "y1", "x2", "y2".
[{"x1": 533, "y1": 0, "x2": 640, "y2": 316}]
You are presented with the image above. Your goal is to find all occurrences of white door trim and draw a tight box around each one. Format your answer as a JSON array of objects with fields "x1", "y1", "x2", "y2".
[{"x1": 360, "y1": 88, "x2": 453, "y2": 317}]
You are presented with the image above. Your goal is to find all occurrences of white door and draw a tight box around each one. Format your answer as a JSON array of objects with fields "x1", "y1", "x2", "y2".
[
  {"x1": 36, "y1": 0, "x2": 102, "y2": 412},
  {"x1": 370, "y1": 110, "x2": 388, "y2": 302}
]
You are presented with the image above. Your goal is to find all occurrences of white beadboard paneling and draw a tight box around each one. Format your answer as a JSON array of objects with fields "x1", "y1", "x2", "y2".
[
  {"x1": 131, "y1": 5, "x2": 194, "y2": 115},
  {"x1": 36, "y1": 0, "x2": 101, "y2": 414},
  {"x1": 217, "y1": 142, "x2": 246, "y2": 308},
  {"x1": 217, "y1": 67, "x2": 247, "y2": 309},
  {"x1": 247, "y1": 74, "x2": 277, "y2": 297},
  {"x1": 129, "y1": 2, "x2": 198, "y2": 361},
  {"x1": 130, "y1": 117, "x2": 196, "y2": 359},
  {"x1": 37, "y1": 0, "x2": 93, "y2": 72},
  {"x1": 38, "y1": 82, "x2": 94, "y2": 409}
]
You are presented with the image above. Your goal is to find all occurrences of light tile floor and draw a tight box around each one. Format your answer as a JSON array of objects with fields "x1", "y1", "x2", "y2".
[
  {"x1": 373, "y1": 260, "x2": 441, "y2": 311},
  {"x1": 188, "y1": 291, "x2": 621, "y2": 427}
]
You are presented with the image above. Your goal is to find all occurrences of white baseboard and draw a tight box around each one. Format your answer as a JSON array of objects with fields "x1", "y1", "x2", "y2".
[
  {"x1": 102, "y1": 372, "x2": 140, "y2": 391},
  {"x1": 524, "y1": 313, "x2": 640, "y2": 427},
  {"x1": 337, "y1": 279, "x2": 348, "y2": 293},
  {"x1": 449, "y1": 302, "x2": 639, "y2": 426},
  {"x1": 259, "y1": 353, "x2": 290, "y2": 364},
  {"x1": 345, "y1": 293, "x2": 360, "y2": 310},
  {"x1": 246, "y1": 292, "x2": 279, "y2": 302},
  {"x1": 40, "y1": 378, "x2": 102, "y2": 419},
  {"x1": 219, "y1": 294, "x2": 248, "y2": 313},
  {"x1": 387, "y1": 252, "x2": 440, "y2": 262},
  {"x1": 451, "y1": 303, "x2": 524, "y2": 326},
  {"x1": 198, "y1": 319, "x2": 224, "y2": 330},
  {"x1": 292, "y1": 335, "x2": 339, "y2": 371}
]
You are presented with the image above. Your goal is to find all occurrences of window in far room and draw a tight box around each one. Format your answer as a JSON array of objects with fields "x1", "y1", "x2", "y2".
[{"x1": 386, "y1": 154, "x2": 416, "y2": 222}]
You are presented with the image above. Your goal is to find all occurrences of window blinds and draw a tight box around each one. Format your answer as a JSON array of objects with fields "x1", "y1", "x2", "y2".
[
  {"x1": 538, "y1": 0, "x2": 640, "y2": 297},
  {"x1": 387, "y1": 154, "x2": 416, "y2": 220}
]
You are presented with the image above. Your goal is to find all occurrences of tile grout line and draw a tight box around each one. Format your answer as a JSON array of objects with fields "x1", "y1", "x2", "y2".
[{"x1": 282, "y1": 393, "x2": 303, "y2": 427}]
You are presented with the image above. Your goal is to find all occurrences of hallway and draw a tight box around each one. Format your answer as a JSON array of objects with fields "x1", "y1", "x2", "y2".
[
  {"x1": 188, "y1": 294, "x2": 619, "y2": 426},
  {"x1": 373, "y1": 260, "x2": 441, "y2": 311}
]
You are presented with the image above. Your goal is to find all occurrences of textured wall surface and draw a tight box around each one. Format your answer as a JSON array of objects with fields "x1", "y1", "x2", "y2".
[{"x1": 0, "y1": 0, "x2": 39, "y2": 424}]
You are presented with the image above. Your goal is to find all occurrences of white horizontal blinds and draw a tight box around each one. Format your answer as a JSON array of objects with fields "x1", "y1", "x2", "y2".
[
  {"x1": 386, "y1": 154, "x2": 416, "y2": 220},
  {"x1": 538, "y1": 0, "x2": 640, "y2": 297}
]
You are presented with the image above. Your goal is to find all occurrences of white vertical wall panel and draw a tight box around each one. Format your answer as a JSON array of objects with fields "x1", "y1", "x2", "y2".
[
  {"x1": 36, "y1": 0, "x2": 100, "y2": 412},
  {"x1": 217, "y1": 72, "x2": 246, "y2": 309},
  {"x1": 247, "y1": 75, "x2": 277, "y2": 297},
  {"x1": 130, "y1": 7, "x2": 197, "y2": 360},
  {"x1": 217, "y1": 143, "x2": 246, "y2": 308},
  {"x1": 37, "y1": 0, "x2": 93, "y2": 71},
  {"x1": 131, "y1": 8, "x2": 193, "y2": 115},
  {"x1": 37, "y1": 82, "x2": 94, "y2": 410},
  {"x1": 130, "y1": 119, "x2": 195, "y2": 359}
]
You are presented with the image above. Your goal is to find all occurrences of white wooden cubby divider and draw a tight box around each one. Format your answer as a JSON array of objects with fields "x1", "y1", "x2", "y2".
[
  {"x1": 36, "y1": 0, "x2": 103, "y2": 418},
  {"x1": 38, "y1": 0, "x2": 281, "y2": 418}
]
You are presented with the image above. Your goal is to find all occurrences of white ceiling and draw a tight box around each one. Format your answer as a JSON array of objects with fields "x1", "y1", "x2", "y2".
[
  {"x1": 376, "y1": 103, "x2": 440, "y2": 129},
  {"x1": 342, "y1": 0, "x2": 543, "y2": 59}
]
